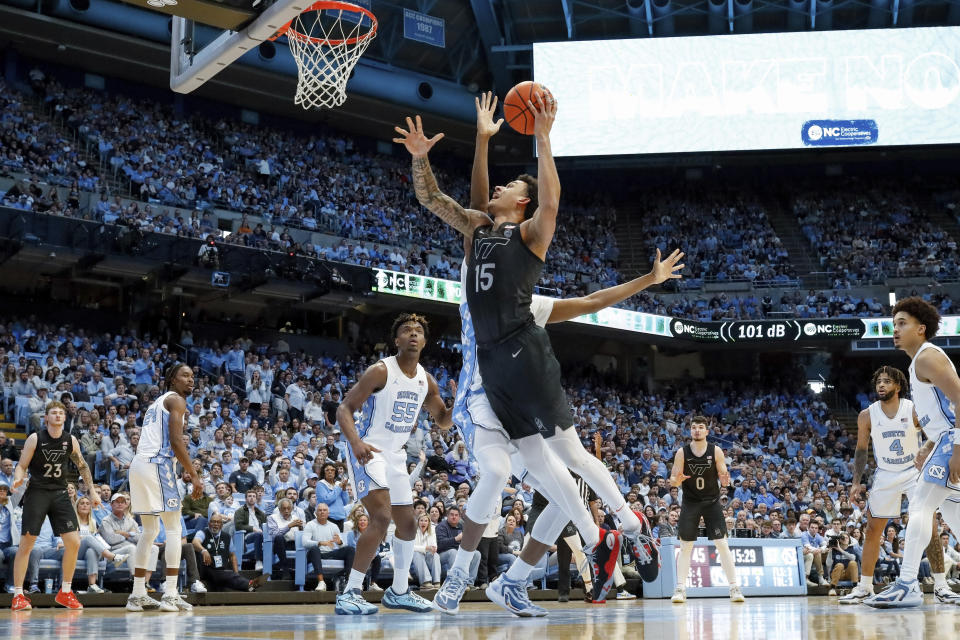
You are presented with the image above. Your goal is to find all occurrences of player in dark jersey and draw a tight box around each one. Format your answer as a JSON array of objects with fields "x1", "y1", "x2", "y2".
[
  {"x1": 668, "y1": 415, "x2": 744, "y2": 604},
  {"x1": 10, "y1": 401, "x2": 100, "y2": 610},
  {"x1": 396, "y1": 96, "x2": 638, "y2": 610}
]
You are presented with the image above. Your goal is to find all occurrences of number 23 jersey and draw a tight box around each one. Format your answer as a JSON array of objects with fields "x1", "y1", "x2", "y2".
[
  {"x1": 357, "y1": 355, "x2": 428, "y2": 452},
  {"x1": 28, "y1": 429, "x2": 73, "y2": 491}
]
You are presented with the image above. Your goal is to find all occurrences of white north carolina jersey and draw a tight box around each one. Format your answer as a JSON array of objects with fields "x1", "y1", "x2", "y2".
[
  {"x1": 357, "y1": 356, "x2": 428, "y2": 452},
  {"x1": 910, "y1": 342, "x2": 957, "y2": 440},
  {"x1": 453, "y1": 260, "x2": 555, "y2": 432},
  {"x1": 869, "y1": 398, "x2": 920, "y2": 472},
  {"x1": 138, "y1": 391, "x2": 177, "y2": 460}
]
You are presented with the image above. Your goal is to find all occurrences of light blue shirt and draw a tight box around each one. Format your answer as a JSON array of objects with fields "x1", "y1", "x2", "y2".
[{"x1": 0, "y1": 505, "x2": 11, "y2": 545}]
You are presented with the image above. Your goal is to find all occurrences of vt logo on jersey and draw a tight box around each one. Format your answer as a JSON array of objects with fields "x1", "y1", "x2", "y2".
[
  {"x1": 474, "y1": 236, "x2": 510, "y2": 260},
  {"x1": 42, "y1": 448, "x2": 68, "y2": 463},
  {"x1": 688, "y1": 462, "x2": 711, "y2": 476}
]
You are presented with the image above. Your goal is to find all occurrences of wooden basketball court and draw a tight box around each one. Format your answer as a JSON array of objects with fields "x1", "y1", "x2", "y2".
[{"x1": 0, "y1": 596, "x2": 952, "y2": 640}]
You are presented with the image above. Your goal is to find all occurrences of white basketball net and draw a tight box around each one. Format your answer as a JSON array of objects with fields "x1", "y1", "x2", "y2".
[{"x1": 285, "y1": 6, "x2": 377, "y2": 110}]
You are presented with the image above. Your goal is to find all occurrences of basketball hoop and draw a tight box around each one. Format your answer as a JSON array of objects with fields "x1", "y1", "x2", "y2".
[{"x1": 272, "y1": 1, "x2": 378, "y2": 110}]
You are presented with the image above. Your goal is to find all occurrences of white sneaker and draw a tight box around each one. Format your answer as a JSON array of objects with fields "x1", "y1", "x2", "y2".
[
  {"x1": 126, "y1": 594, "x2": 159, "y2": 612},
  {"x1": 112, "y1": 553, "x2": 129, "y2": 568},
  {"x1": 729, "y1": 585, "x2": 745, "y2": 603},
  {"x1": 671, "y1": 587, "x2": 686, "y2": 603},
  {"x1": 86, "y1": 584, "x2": 106, "y2": 594},
  {"x1": 190, "y1": 580, "x2": 207, "y2": 594},
  {"x1": 159, "y1": 592, "x2": 193, "y2": 612},
  {"x1": 828, "y1": 588, "x2": 837, "y2": 596},
  {"x1": 839, "y1": 585, "x2": 873, "y2": 604},
  {"x1": 255, "y1": 561, "x2": 263, "y2": 571},
  {"x1": 934, "y1": 584, "x2": 960, "y2": 605},
  {"x1": 818, "y1": 577, "x2": 830, "y2": 587},
  {"x1": 368, "y1": 583, "x2": 383, "y2": 592},
  {"x1": 315, "y1": 581, "x2": 327, "y2": 592},
  {"x1": 616, "y1": 590, "x2": 637, "y2": 600}
]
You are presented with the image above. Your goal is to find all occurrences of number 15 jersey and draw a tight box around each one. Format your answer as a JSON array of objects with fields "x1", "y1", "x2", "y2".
[
  {"x1": 357, "y1": 356, "x2": 428, "y2": 452},
  {"x1": 465, "y1": 222, "x2": 543, "y2": 346}
]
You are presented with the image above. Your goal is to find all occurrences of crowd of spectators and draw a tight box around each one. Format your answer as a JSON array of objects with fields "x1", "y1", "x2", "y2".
[
  {"x1": 8, "y1": 71, "x2": 960, "y2": 323},
  {"x1": 0, "y1": 314, "x2": 958, "y2": 597},
  {"x1": 637, "y1": 190, "x2": 797, "y2": 287},
  {"x1": 2, "y1": 70, "x2": 626, "y2": 299},
  {"x1": 795, "y1": 183, "x2": 960, "y2": 287}
]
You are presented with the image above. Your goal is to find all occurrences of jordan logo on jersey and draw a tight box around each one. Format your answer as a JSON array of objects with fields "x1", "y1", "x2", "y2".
[{"x1": 474, "y1": 236, "x2": 510, "y2": 260}]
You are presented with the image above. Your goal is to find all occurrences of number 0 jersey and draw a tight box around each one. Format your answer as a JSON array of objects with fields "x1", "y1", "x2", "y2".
[
  {"x1": 910, "y1": 342, "x2": 958, "y2": 441},
  {"x1": 138, "y1": 391, "x2": 178, "y2": 461},
  {"x1": 869, "y1": 398, "x2": 920, "y2": 472},
  {"x1": 28, "y1": 428, "x2": 74, "y2": 491},
  {"x1": 357, "y1": 356, "x2": 428, "y2": 452},
  {"x1": 681, "y1": 443, "x2": 721, "y2": 502}
]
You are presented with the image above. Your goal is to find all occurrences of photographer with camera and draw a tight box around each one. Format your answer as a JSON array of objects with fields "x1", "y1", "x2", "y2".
[
  {"x1": 198, "y1": 238, "x2": 220, "y2": 269},
  {"x1": 826, "y1": 532, "x2": 860, "y2": 595}
]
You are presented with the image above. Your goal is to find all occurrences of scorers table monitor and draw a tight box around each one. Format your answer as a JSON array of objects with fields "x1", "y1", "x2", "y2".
[{"x1": 644, "y1": 537, "x2": 806, "y2": 598}]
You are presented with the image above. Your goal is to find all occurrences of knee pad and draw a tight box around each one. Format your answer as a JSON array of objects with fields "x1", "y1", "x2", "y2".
[{"x1": 140, "y1": 515, "x2": 161, "y2": 540}]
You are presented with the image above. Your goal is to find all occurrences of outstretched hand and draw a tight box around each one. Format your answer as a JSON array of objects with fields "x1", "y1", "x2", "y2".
[
  {"x1": 475, "y1": 91, "x2": 503, "y2": 138},
  {"x1": 528, "y1": 90, "x2": 557, "y2": 139},
  {"x1": 670, "y1": 473, "x2": 690, "y2": 488},
  {"x1": 393, "y1": 115, "x2": 444, "y2": 157},
  {"x1": 650, "y1": 248, "x2": 685, "y2": 284}
]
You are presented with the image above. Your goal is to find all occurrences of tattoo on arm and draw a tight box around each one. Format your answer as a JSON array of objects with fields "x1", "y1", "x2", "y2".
[
  {"x1": 412, "y1": 156, "x2": 472, "y2": 235},
  {"x1": 853, "y1": 449, "x2": 867, "y2": 485},
  {"x1": 72, "y1": 449, "x2": 95, "y2": 490}
]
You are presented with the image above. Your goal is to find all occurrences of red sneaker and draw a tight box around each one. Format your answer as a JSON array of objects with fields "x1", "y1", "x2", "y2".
[
  {"x1": 11, "y1": 594, "x2": 32, "y2": 611},
  {"x1": 54, "y1": 590, "x2": 83, "y2": 610}
]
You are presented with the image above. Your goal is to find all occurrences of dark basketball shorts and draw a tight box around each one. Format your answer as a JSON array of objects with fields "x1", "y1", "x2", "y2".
[
  {"x1": 476, "y1": 323, "x2": 574, "y2": 440},
  {"x1": 677, "y1": 498, "x2": 726, "y2": 541},
  {"x1": 21, "y1": 487, "x2": 79, "y2": 536}
]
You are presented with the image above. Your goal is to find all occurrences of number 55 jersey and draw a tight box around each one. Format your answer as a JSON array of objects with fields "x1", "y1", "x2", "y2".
[{"x1": 346, "y1": 355, "x2": 426, "y2": 503}]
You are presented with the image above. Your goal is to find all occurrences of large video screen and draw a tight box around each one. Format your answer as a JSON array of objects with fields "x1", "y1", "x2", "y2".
[{"x1": 533, "y1": 26, "x2": 960, "y2": 156}]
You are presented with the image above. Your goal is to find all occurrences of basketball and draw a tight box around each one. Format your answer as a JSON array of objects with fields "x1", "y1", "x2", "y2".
[{"x1": 503, "y1": 81, "x2": 552, "y2": 135}]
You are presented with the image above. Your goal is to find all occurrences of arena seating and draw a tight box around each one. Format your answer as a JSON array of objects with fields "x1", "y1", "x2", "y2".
[
  {"x1": 794, "y1": 182, "x2": 960, "y2": 285},
  {"x1": 6, "y1": 71, "x2": 960, "y2": 322}
]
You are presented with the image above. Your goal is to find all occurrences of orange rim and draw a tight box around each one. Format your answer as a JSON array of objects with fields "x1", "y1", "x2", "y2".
[{"x1": 270, "y1": 0, "x2": 378, "y2": 45}]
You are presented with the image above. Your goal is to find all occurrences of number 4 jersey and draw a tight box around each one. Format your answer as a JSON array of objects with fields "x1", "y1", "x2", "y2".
[
  {"x1": 869, "y1": 398, "x2": 920, "y2": 472},
  {"x1": 357, "y1": 355, "x2": 428, "y2": 453}
]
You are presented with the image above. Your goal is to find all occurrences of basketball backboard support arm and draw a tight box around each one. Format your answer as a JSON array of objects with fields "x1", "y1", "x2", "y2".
[{"x1": 170, "y1": 0, "x2": 307, "y2": 94}]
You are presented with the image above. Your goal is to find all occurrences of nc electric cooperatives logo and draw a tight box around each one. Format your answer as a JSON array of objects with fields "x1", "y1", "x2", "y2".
[
  {"x1": 802, "y1": 322, "x2": 862, "y2": 338},
  {"x1": 802, "y1": 119, "x2": 878, "y2": 147}
]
